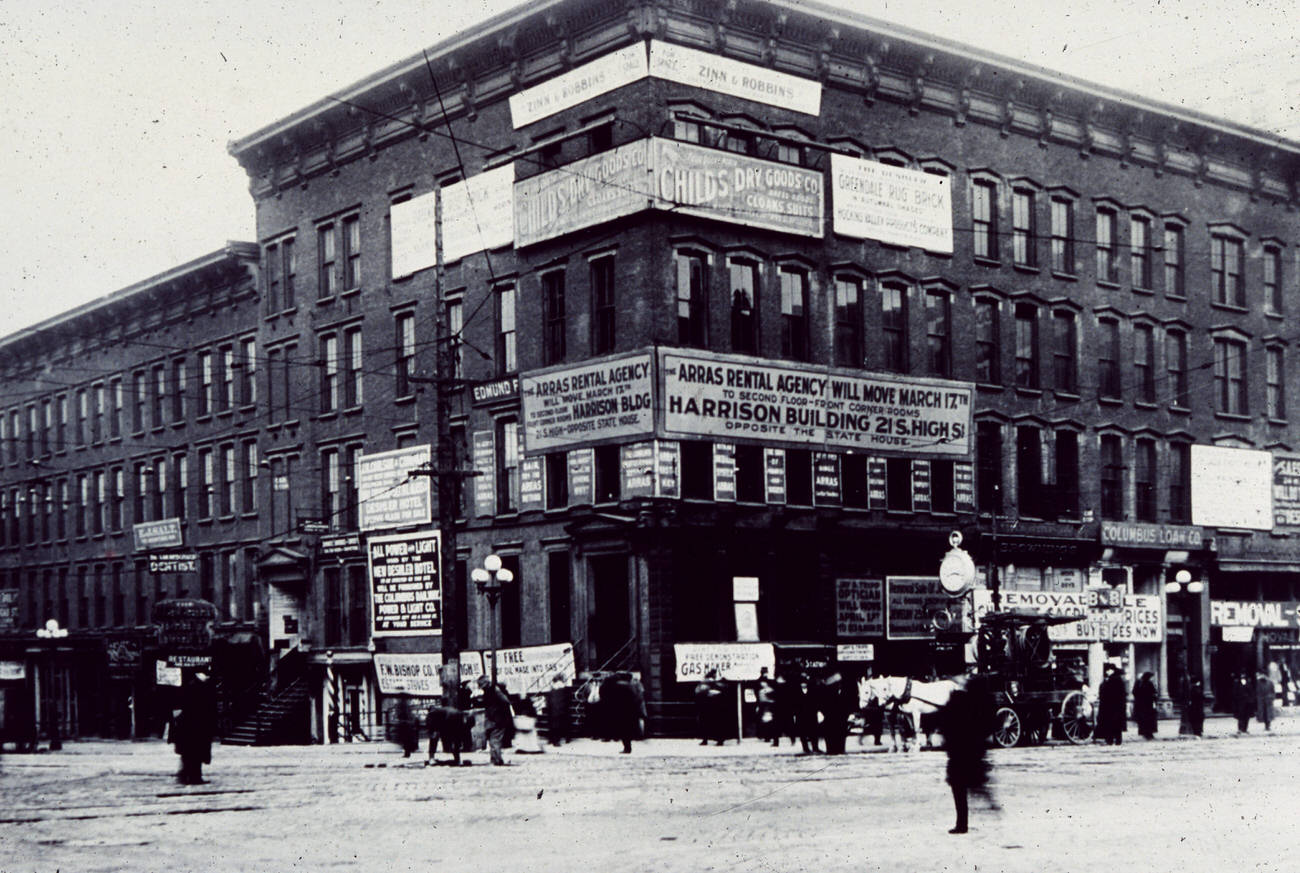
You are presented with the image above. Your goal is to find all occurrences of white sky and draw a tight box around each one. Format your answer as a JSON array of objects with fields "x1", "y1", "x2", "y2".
[{"x1": 1, "y1": 0, "x2": 1296, "y2": 337}]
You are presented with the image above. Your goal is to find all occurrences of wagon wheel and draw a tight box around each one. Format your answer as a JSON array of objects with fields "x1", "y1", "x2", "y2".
[
  {"x1": 1059, "y1": 690, "x2": 1094, "y2": 744},
  {"x1": 991, "y1": 706, "x2": 1021, "y2": 748}
]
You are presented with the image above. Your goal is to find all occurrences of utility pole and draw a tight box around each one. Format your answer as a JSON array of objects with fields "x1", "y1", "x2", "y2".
[{"x1": 431, "y1": 184, "x2": 461, "y2": 701}]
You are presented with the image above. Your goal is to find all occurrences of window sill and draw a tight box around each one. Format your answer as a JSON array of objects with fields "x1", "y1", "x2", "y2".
[
  {"x1": 1268, "y1": 417, "x2": 1289, "y2": 426},
  {"x1": 264, "y1": 307, "x2": 299, "y2": 323},
  {"x1": 195, "y1": 414, "x2": 213, "y2": 424},
  {"x1": 1169, "y1": 405, "x2": 1190, "y2": 415},
  {"x1": 1210, "y1": 302, "x2": 1249, "y2": 314},
  {"x1": 343, "y1": 405, "x2": 364, "y2": 415},
  {"x1": 973, "y1": 256, "x2": 1001, "y2": 269},
  {"x1": 976, "y1": 382, "x2": 1006, "y2": 392},
  {"x1": 1265, "y1": 310, "x2": 1285, "y2": 320},
  {"x1": 1014, "y1": 386, "x2": 1043, "y2": 397},
  {"x1": 340, "y1": 287, "x2": 362, "y2": 300},
  {"x1": 1134, "y1": 401, "x2": 1159, "y2": 410},
  {"x1": 1098, "y1": 396, "x2": 1125, "y2": 406},
  {"x1": 316, "y1": 295, "x2": 337, "y2": 307},
  {"x1": 394, "y1": 394, "x2": 416, "y2": 406},
  {"x1": 1050, "y1": 270, "x2": 1078, "y2": 282},
  {"x1": 316, "y1": 411, "x2": 339, "y2": 423},
  {"x1": 239, "y1": 403, "x2": 257, "y2": 415},
  {"x1": 1053, "y1": 390, "x2": 1081, "y2": 401},
  {"x1": 1132, "y1": 285, "x2": 1155, "y2": 296},
  {"x1": 1214, "y1": 412, "x2": 1252, "y2": 422},
  {"x1": 1165, "y1": 293, "x2": 1187, "y2": 302},
  {"x1": 1097, "y1": 279, "x2": 1121, "y2": 290},
  {"x1": 1012, "y1": 263, "x2": 1040, "y2": 275}
]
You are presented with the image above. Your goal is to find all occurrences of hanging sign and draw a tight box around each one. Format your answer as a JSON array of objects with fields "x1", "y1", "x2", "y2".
[{"x1": 520, "y1": 352, "x2": 655, "y2": 453}]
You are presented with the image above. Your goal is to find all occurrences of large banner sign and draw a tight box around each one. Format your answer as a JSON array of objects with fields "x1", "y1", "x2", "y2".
[
  {"x1": 442, "y1": 164, "x2": 515, "y2": 262},
  {"x1": 1192, "y1": 444, "x2": 1273, "y2": 530},
  {"x1": 652, "y1": 138, "x2": 823, "y2": 238},
  {"x1": 367, "y1": 530, "x2": 442, "y2": 637},
  {"x1": 674, "y1": 642, "x2": 775, "y2": 682},
  {"x1": 514, "y1": 140, "x2": 651, "y2": 248},
  {"x1": 373, "y1": 653, "x2": 443, "y2": 696},
  {"x1": 509, "y1": 43, "x2": 648, "y2": 128},
  {"x1": 830, "y1": 153, "x2": 953, "y2": 252},
  {"x1": 390, "y1": 190, "x2": 439, "y2": 279},
  {"x1": 357, "y1": 445, "x2": 433, "y2": 532},
  {"x1": 648, "y1": 40, "x2": 821, "y2": 115},
  {"x1": 973, "y1": 590, "x2": 1163, "y2": 643},
  {"x1": 457, "y1": 643, "x2": 576, "y2": 696},
  {"x1": 521, "y1": 352, "x2": 655, "y2": 453},
  {"x1": 1211, "y1": 600, "x2": 1300, "y2": 629},
  {"x1": 661, "y1": 349, "x2": 973, "y2": 456}
]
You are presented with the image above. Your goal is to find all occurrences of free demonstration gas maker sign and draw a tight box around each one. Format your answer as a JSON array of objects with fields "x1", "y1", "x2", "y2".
[{"x1": 368, "y1": 530, "x2": 442, "y2": 637}]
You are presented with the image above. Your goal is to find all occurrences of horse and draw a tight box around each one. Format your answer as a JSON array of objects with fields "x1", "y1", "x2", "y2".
[{"x1": 859, "y1": 675, "x2": 960, "y2": 752}]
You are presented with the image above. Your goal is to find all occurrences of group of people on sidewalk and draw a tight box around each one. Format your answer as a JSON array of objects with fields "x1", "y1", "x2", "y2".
[{"x1": 738, "y1": 668, "x2": 862, "y2": 755}]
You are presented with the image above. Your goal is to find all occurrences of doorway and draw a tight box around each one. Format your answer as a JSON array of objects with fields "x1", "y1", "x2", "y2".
[{"x1": 590, "y1": 554, "x2": 631, "y2": 669}]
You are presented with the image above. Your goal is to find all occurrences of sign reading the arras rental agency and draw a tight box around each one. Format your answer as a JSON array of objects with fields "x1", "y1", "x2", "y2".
[
  {"x1": 521, "y1": 352, "x2": 655, "y2": 453},
  {"x1": 367, "y1": 530, "x2": 441, "y2": 637},
  {"x1": 661, "y1": 349, "x2": 972, "y2": 456}
]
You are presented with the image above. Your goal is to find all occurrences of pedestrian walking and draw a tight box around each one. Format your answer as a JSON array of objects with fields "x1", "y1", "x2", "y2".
[
  {"x1": 795, "y1": 674, "x2": 821, "y2": 754},
  {"x1": 861, "y1": 677, "x2": 884, "y2": 747},
  {"x1": 1132, "y1": 672, "x2": 1158, "y2": 740},
  {"x1": 1256, "y1": 671, "x2": 1275, "y2": 731},
  {"x1": 173, "y1": 671, "x2": 216, "y2": 785},
  {"x1": 694, "y1": 670, "x2": 726, "y2": 746},
  {"x1": 601, "y1": 671, "x2": 646, "y2": 753},
  {"x1": 1182, "y1": 676, "x2": 1204, "y2": 736},
  {"x1": 425, "y1": 702, "x2": 472, "y2": 765},
  {"x1": 544, "y1": 675, "x2": 572, "y2": 746},
  {"x1": 819, "y1": 672, "x2": 853, "y2": 755},
  {"x1": 393, "y1": 697, "x2": 420, "y2": 758},
  {"x1": 1097, "y1": 665, "x2": 1127, "y2": 745},
  {"x1": 1233, "y1": 672, "x2": 1255, "y2": 734},
  {"x1": 478, "y1": 675, "x2": 514, "y2": 765},
  {"x1": 755, "y1": 668, "x2": 777, "y2": 746},
  {"x1": 939, "y1": 673, "x2": 996, "y2": 835}
]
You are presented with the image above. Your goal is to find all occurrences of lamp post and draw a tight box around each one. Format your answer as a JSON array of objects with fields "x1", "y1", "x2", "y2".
[
  {"x1": 35, "y1": 619, "x2": 69, "y2": 750},
  {"x1": 471, "y1": 555, "x2": 514, "y2": 685},
  {"x1": 1165, "y1": 570, "x2": 1205, "y2": 734}
]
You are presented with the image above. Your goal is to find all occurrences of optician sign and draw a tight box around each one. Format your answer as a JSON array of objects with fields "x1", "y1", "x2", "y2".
[
  {"x1": 1191, "y1": 444, "x2": 1273, "y2": 530},
  {"x1": 830, "y1": 153, "x2": 953, "y2": 252},
  {"x1": 356, "y1": 445, "x2": 433, "y2": 532},
  {"x1": 660, "y1": 349, "x2": 973, "y2": 456},
  {"x1": 520, "y1": 352, "x2": 655, "y2": 453}
]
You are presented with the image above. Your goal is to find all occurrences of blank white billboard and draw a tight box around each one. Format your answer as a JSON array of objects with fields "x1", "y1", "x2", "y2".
[{"x1": 1191, "y1": 444, "x2": 1273, "y2": 530}]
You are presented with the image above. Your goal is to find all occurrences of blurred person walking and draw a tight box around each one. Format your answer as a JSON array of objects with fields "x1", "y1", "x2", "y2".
[
  {"x1": 1132, "y1": 672, "x2": 1158, "y2": 740},
  {"x1": 544, "y1": 675, "x2": 573, "y2": 747},
  {"x1": 1097, "y1": 665, "x2": 1127, "y2": 745},
  {"x1": 602, "y1": 672, "x2": 646, "y2": 753},
  {"x1": 173, "y1": 671, "x2": 216, "y2": 785},
  {"x1": 1256, "y1": 671, "x2": 1275, "y2": 731},
  {"x1": 478, "y1": 675, "x2": 514, "y2": 765},
  {"x1": 939, "y1": 673, "x2": 996, "y2": 835}
]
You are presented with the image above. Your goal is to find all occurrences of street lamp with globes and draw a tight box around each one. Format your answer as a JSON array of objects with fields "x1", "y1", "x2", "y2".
[
  {"x1": 1165, "y1": 569, "x2": 1205, "y2": 734},
  {"x1": 471, "y1": 554, "x2": 514, "y2": 684}
]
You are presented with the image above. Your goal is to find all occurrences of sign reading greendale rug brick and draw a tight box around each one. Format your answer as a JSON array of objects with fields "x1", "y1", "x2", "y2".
[
  {"x1": 830, "y1": 153, "x2": 954, "y2": 252},
  {"x1": 520, "y1": 352, "x2": 655, "y2": 453}
]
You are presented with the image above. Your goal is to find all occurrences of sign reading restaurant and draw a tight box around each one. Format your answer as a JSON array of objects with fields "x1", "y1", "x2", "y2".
[{"x1": 520, "y1": 351, "x2": 655, "y2": 453}]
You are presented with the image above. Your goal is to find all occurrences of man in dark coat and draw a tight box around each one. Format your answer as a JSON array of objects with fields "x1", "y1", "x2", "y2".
[
  {"x1": 426, "y1": 703, "x2": 473, "y2": 765},
  {"x1": 1233, "y1": 672, "x2": 1255, "y2": 733},
  {"x1": 694, "y1": 670, "x2": 726, "y2": 746},
  {"x1": 477, "y1": 675, "x2": 513, "y2": 765},
  {"x1": 939, "y1": 673, "x2": 996, "y2": 834},
  {"x1": 174, "y1": 672, "x2": 217, "y2": 785},
  {"x1": 601, "y1": 672, "x2": 646, "y2": 753},
  {"x1": 1097, "y1": 666, "x2": 1127, "y2": 745},
  {"x1": 755, "y1": 668, "x2": 777, "y2": 746},
  {"x1": 1131, "y1": 672, "x2": 1158, "y2": 739},
  {"x1": 1255, "y1": 671, "x2": 1275, "y2": 731},
  {"x1": 544, "y1": 675, "x2": 572, "y2": 746},
  {"x1": 795, "y1": 675, "x2": 821, "y2": 754},
  {"x1": 1182, "y1": 676, "x2": 1205, "y2": 736},
  {"x1": 819, "y1": 672, "x2": 853, "y2": 755}
]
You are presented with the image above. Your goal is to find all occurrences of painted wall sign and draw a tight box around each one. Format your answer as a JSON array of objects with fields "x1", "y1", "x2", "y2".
[
  {"x1": 514, "y1": 140, "x2": 651, "y2": 248},
  {"x1": 1211, "y1": 600, "x2": 1300, "y2": 628},
  {"x1": 673, "y1": 642, "x2": 776, "y2": 682},
  {"x1": 133, "y1": 517, "x2": 183, "y2": 552},
  {"x1": 373, "y1": 653, "x2": 444, "y2": 696},
  {"x1": 1191, "y1": 444, "x2": 1273, "y2": 530},
  {"x1": 660, "y1": 349, "x2": 973, "y2": 456},
  {"x1": 1273, "y1": 453, "x2": 1300, "y2": 527},
  {"x1": 648, "y1": 40, "x2": 821, "y2": 115},
  {"x1": 367, "y1": 529, "x2": 442, "y2": 637},
  {"x1": 836, "y1": 577, "x2": 885, "y2": 637},
  {"x1": 655, "y1": 440, "x2": 680, "y2": 498},
  {"x1": 472, "y1": 431, "x2": 496, "y2": 518},
  {"x1": 389, "y1": 189, "x2": 438, "y2": 279},
  {"x1": 885, "y1": 576, "x2": 952, "y2": 640},
  {"x1": 356, "y1": 445, "x2": 433, "y2": 532},
  {"x1": 829, "y1": 153, "x2": 954, "y2": 252},
  {"x1": 520, "y1": 352, "x2": 654, "y2": 453},
  {"x1": 1100, "y1": 521, "x2": 1204, "y2": 549},
  {"x1": 441, "y1": 164, "x2": 516, "y2": 262},
  {"x1": 509, "y1": 43, "x2": 648, "y2": 128},
  {"x1": 973, "y1": 590, "x2": 1164, "y2": 643}
]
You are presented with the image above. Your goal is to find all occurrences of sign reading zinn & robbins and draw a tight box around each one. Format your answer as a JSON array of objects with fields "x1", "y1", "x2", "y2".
[
  {"x1": 1100, "y1": 520, "x2": 1205, "y2": 550},
  {"x1": 133, "y1": 517, "x2": 183, "y2": 552}
]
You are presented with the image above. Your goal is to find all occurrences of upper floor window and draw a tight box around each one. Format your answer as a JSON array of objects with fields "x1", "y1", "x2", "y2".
[
  {"x1": 496, "y1": 284, "x2": 517, "y2": 375},
  {"x1": 152, "y1": 364, "x2": 167, "y2": 426},
  {"x1": 496, "y1": 418, "x2": 520, "y2": 514},
  {"x1": 1134, "y1": 323, "x2": 1156, "y2": 403},
  {"x1": 1163, "y1": 223, "x2": 1185, "y2": 296},
  {"x1": 834, "y1": 275, "x2": 863, "y2": 368},
  {"x1": 319, "y1": 334, "x2": 340, "y2": 414},
  {"x1": 1131, "y1": 215, "x2": 1153, "y2": 289},
  {"x1": 1095, "y1": 207, "x2": 1118, "y2": 283},
  {"x1": 1098, "y1": 318, "x2": 1121, "y2": 399},
  {"x1": 1099, "y1": 434, "x2": 1125, "y2": 521},
  {"x1": 242, "y1": 440, "x2": 258, "y2": 514},
  {"x1": 542, "y1": 269, "x2": 567, "y2": 365},
  {"x1": 778, "y1": 266, "x2": 808, "y2": 361},
  {"x1": 172, "y1": 359, "x2": 187, "y2": 422},
  {"x1": 132, "y1": 372, "x2": 146, "y2": 433},
  {"x1": 446, "y1": 298, "x2": 464, "y2": 380},
  {"x1": 1168, "y1": 442, "x2": 1191, "y2": 523},
  {"x1": 1211, "y1": 234, "x2": 1245, "y2": 306},
  {"x1": 1166, "y1": 329, "x2": 1189, "y2": 409},
  {"x1": 1050, "y1": 196, "x2": 1075, "y2": 274},
  {"x1": 591, "y1": 255, "x2": 616, "y2": 355},
  {"x1": 1267, "y1": 346, "x2": 1286, "y2": 420},
  {"x1": 880, "y1": 282, "x2": 908, "y2": 373},
  {"x1": 1135, "y1": 438, "x2": 1158, "y2": 522},
  {"x1": 317, "y1": 222, "x2": 338, "y2": 298},
  {"x1": 1264, "y1": 245, "x2": 1283, "y2": 313},
  {"x1": 343, "y1": 327, "x2": 363, "y2": 408},
  {"x1": 975, "y1": 298, "x2": 1000, "y2": 385},
  {"x1": 198, "y1": 351, "x2": 213, "y2": 416},
  {"x1": 729, "y1": 258, "x2": 759, "y2": 355},
  {"x1": 1213, "y1": 337, "x2": 1248, "y2": 415},
  {"x1": 239, "y1": 338, "x2": 256, "y2": 407},
  {"x1": 676, "y1": 250, "x2": 709, "y2": 348},
  {"x1": 342, "y1": 214, "x2": 361, "y2": 292},
  {"x1": 925, "y1": 288, "x2": 951, "y2": 377},
  {"x1": 265, "y1": 236, "x2": 296, "y2": 312},
  {"x1": 1011, "y1": 187, "x2": 1036, "y2": 267},
  {"x1": 976, "y1": 420, "x2": 1002, "y2": 513},
  {"x1": 972, "y1": 180, "x2": 999, "y2": 260},
  {"x1": 1051, "y1": 310, "x2": 1077, "y2": 394},
  {"x1": 219, "y1": 345, "x2": 235, "y2": 412},
  {"x1": 198, "y1": 448, "x2": 214, "y2": 520},
  {"x1": 395, "y1": 312, "x2": 416, "y2": 397},
  {"x1": 1013, "y1": 303, "x2": 1038, "y2": 389}
]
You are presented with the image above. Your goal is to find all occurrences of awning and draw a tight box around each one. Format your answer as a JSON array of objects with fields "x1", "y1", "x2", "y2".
[{"x1": 1217, "y1": 559, "x2": 1300, "y2": 574}]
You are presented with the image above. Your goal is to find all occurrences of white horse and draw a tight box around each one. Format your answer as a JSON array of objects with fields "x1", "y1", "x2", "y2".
[{"x1": 859, "y1": 675, "x2": 959, "y2": 752}]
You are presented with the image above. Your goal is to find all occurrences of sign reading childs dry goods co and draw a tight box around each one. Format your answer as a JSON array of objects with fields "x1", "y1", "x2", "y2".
[
  {"x1": 367, "y1": 530, "x2": 442, "y2": 637},
  {"x1": 521, "y1": 352, "x2": 655, "y2": 453}
]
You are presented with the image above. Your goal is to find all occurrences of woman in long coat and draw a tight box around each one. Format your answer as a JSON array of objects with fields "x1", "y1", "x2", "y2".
[
  {"x1": 1131, "y1": 672, "x2": 1158, "y2": 739},
  {"x1": 1097, "y1": 667, "x2": 1128, "y2": 745}
]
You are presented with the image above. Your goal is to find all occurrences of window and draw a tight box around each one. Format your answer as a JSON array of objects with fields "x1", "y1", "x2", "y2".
[
  {"x1": 496, "y1": 284, "x2": 517, "y2": 375},
  {"x1": 219, "y1": 345, "x2": 234, "y2": 411},
  {"x1": 75, "y1": 392, "x2": 86, "y2": 446},
  {"x1": 5, "y1": 410, "x2": 14, "y2": 462},
  {"x1": 673, "y1": 114, "x2": 702, "y2": 143},
  {"x1": 1016, "y1": 427, "x2": 1043, "y2": 518},
  {"x1": 1131, "y1": 216, "x2": 1152, "y2": 289},
  {"x1": 1054, "y1": 430, "x2": 1080, "y2": 519},
  {"x1": 975, "y1": 298, "x2": 1001, "y2": 384},
  {"x1": 880, "y1": 281, "x2": 908, "y2": 373},
  {"x1": 1212, "y1": 234, "x2": 1245, "y2": 306},
  {"x1": 594, "y1": 444, "x2": 620, "y2": 503},
  {"x1": 152, "y1": 457, "x2": 167, "y2": 520},
  {"x1": 1100, "y1": 434, "x2": 1125, "y2": 520},
  {"x1": 1095, "y1": 207, "x2": 1118, "y2": 282},
  {"x1": 321, "y1": 448, "x2": 341, "y2": 525},
  {"x1": 76, "y1": 474, "x2": 88, "y2": 536},
  {"x1": 172, "y1": 358, "x2": 187, "y2": 422},
  {"x1": 265, "y1": 236, "x2": 297, "y2": 312},
  {"x1": 779, "y1": 266, "x2": 808, "y2": 361},
  {"x1": 1213, "y1": 337, "x2": 1248, "y2": 415},
  {"x1": 24, "y1": 406, "x2": 35, "y2": 458},
  {"x1": 548, "y1": 551, "x2": 571, "y2": 644},
  {"x1": 343, "y1": 327, "x2": 362, "y2": 408},
  {"x1": 924, "y1": 288, "x2": 951, "y2": 377},
  {"x1": 220, "y1": 444, "x2": 236, "y2": 516},
  {"x1": 972, "y1": 179, "x2": 998, "y2": 260},
  {"x1": 56, "y1": 395, "x2": 66, "y2": 452},
  {"x1": 1166, "y1": 329, "x2": 1189, "y2": 408},
  {"x1": 152, "y1": 364, "x2": 167, "y2": 426},
  {"x1": 57, "y1": 479, "x2": 68, "y2": 539},
  {"x1": 198, "y1": 448, "x2": 214, "y2": 520},
  {"x1": 40, "y1": 399, "x2": 51, "y2": 456},
  {"x1": 929, "y1": 459, "x2": 954, "y2": 514},
  {"x1": 1168, "y1": 442, "x2": 1191, "y2": 522},
  {"x1": 237, "y1": 441, "x2": 257, "y2": 515},
  {"x1": 395, "y1": 312, "x2": 416, "y2": 396},
  {"x1": 343, "y1": 444, "x2": 360, "y2": 530},
  {"x1": 446, "y1": 299, "x2": 464, "y2": 379},
  {"x1": 496, "y1": 419, "x2": 520, "y2": 514},
  {"x1": 591, "y1": 255, "x2": 616, "y2": 355},
  {"x1": 1134, "y1": 324, "x2": 1156, "y2": 403},
  {"x1": 834, "y1": 276, "x2": 863, "y2": 367},
  {"x1": 1268, "y1": 347, "x2": 1286, "y2": 420},
  {"x1": 1163, "y1": 223, "x2": 1185, "y2": 296},
  {"x1": 676, "y1": 250, "x2": 709, "y2": 348},
  {"x1": 680, "y1": 441, "x2": 712, "y2": 500},
  {"x1": 1011, "y1": 187, "x2": 1036, "y2": 267},
  {"x1": 734, "y1": 444, "x2": 764, "y2": 503},
  {"x1": 976, "y1": 421, "x2": 1002, "y2": 513},
  {"x1": 1098, "y1": 318, "x2": 1121, "y2": 399},
  {"x1": 542, "y1": 270, "x2": 566, "y2": 365},
  {"x1": 729, "y1": 258, "x2": 759, "y2": 355},
  {"x1": 198, "y1": 351, "x2": 213, "y2": 416},
  {"x1": 886, "y1": 457, "x2": 912, "y2": 512},
  {"x1": 786, "y1": 449, "x2": 813, "y2": 505},
  {"x1": 1050, "y1": 196, "x2": 1074, "y2": 273},
  {"x1": 342, "y1": 214, "x2": 361, "y2": 291},
  {"x1": 545, "y1": 453, "x2": 568, "y2": 509},
  {"x1": 173, "y1": 452, "x2": 188, "y2": 522},
  {"x1": 320, "y1": 334, "x2": 339, "y2": 414},
  {"x1": 1265, "y1": 246, "x2": 1283, "y2": 313},
  {"x1": 239, "y1": 338, "x2": 256, "y2": 407},
  {"x1": 318, "y1": 222, "x2": 338, "y2": 298},
  {"x1": 132, "y1": 372, "x2": 146, "y2": 432},
  {"x1": 1134, "y1": 438, "x2": 1158, "y2": 522},
  {"x1": 1051, "y1": 310, "x2": 1077, "y2": 393},
  {"x1": 1013, "y1": 303, "x2": 1038, "y2": 389}
]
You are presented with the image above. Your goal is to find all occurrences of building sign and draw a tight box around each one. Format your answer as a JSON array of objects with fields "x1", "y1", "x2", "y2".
[
  {"x1": 648, "y1": 40, "x2": 821, "y2": 115},
  {"x1": 520, "y1": 457, "x2": 544, "y2": 511},
  {"x1": 458, "y1": 643, "x2": 576, "y2": 696},
  {"x1": 651, "y1": 138, "x2": 824, "y2": 239},
  {"x1": 149, "y1": 552, "x2": 198, "y2": 574},
  {"x1": 673, "y1": 642, "x2": 776, "y2": 682},
  {"x1": 155, "y1": 661, "x2": 182, "y2": 687},
  {"x1": 1273, "y1": 453, "x2": 1300, "y2": 527},
  {"x1": 713, "y1": 442, "x2": 737, "y2": 501},
  {"x1": 836, "y1": 577, "x2": 885, "y2": 637},
  {"x1": 868, "y1": 458, "x2": 887, "y2": 507},
  {"x1": 1100, "y1": 521, "x2": 1205, "y2": 550},
  {"x1": 954, "y1": 463, "x2": 975, "y2": 512},
  {"x1": 973, "y1": 590, "x2": 1163, "y2": 643},
  {"x1": 621, "y1": 442, "x2": 655, "y2": 498},
  {"x1": 367, "y1": 530, "x2": 442, "y2": 637},
  {"x1": 836, "y1": 644, "x2": 875, "y2": 662},
  {"x1": 133, "y1": 517, "x2": 183, "y2": 552},
  {"x1": 814, "y1": 453, "x2": 841, "y2": 505},
  {"x1": 1211, "y1": 600, "x2": 1300, "y2": 628},
  {"x1": 373, "y1": 653, "x2": 444, "y2": 696},
  {"x1": 912, "y1": 459, "x2": 931, "y2": 512},
  {"x1": 886, "y1": 576, "x2": 952, "y2": 639},
  {"x1": 0, "y1": 660, "x2": 26, "y2": 681},
  {"x1": 509, "y1": 43, "x2": 648, "y2": 128},
  {"x1": 764, "y1": 448, "x2": 786, "y2": 504},
  {"x1": 152, "y1": 599, "x2": 217, "y2": 653},
  {"x1": 442, "y1": 164, "x2": 515, "y2": 262},
  {"x1": 829, "y1": 153, "x2": 954, "y2": 252},
  {"x1": 568, "y1": 448, "x2": 594, "y2": 505},
  {"x1": 356, "y1": 446, "x2": 433, "y2": 532},
  {"x1": 472, "y1": 431, "x2": 496, "y2": 518},
  {"x1": 320, "y1": 533, "x2": 363, "y2": 557},
  {"x1": 655, "y1": 441, "x2": 680, "y2": 498},
  {"x1": 661, "y1": 349, "x2": 973, "y2": 456},
  {"x1": 1191, "y1": 444, "x2": 1273, "y2": 530},
  {"x1": 520, "y1": 352, "x2": 654, "y2": 453},
  {"x1": 0, "y1": 589, "x2": 17, "y2": 629},
  {"x1": 514, "y1": 140, "x2": 651, "y2": 248},
  {"x1": 389, "y1": 189, "x2": 438, "y2": 279},
  {"x1": 472, "y1": 376, "x2": 520, "y2": 406}
]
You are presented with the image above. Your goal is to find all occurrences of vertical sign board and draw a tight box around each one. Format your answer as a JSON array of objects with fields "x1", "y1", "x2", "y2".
[
  {"x1": 813, "y1": 453, "x2": 841, "y2": 505},
  {"x1": 368, "y1": 530, "x2": 442, "y2": 637},
  {"x1": 389, "y1": 189, "x2": 439, "y2": 279},
  {"x1": 912, "y1": 460, "x2": 932, "y2": 512},
  {"x1": 655, "y1": 441, "x2": 680, "y2": 498},
  {"x1": 1273, "y1": 452, "x2": 1300, "y2": 528},
  {"x1": 356, "y1": 446, "x2": 433, "y2": 532},
  {"x1": 0, "y1": 589, "x2": 20, "y2": 629},
  {"x1": 1191, "y1": 444, "x2": 1273, "y2": 530},
  {"x1": 954, "y1": 463, "x2": 975, "y2": 513},
  {"x1": 519, "y1": 457, "x2": 544, "y2": 511},
  {"x1": 764, "y1": 448, "x2": 787, "y2": 504},
  {"x1": 621, "y1": 442, "x2": 655, "y2": 498},
  {"x1": 836, "y1": 578, "x2": 884, "y2": 637},
  {"x1": 472, "y1": 431, "x2": 495, "y2": 519},
  {"x1": 713, "y1": 443, "x2": 737, "y2": 502},
  {"x1": 886, "y1": 576, "x2": 951, "y2": 640},
  {"x1": 867, "y1": 458, "x2": 888, "y2": 509},
  {"x1": 568, "y1": 448, "x2": 594, "y2": 505}
]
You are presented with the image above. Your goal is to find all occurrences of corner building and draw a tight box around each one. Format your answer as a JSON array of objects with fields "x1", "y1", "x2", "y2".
[{"x1": 229, "y1": 0, "x2": 1300, "y2": 735}]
